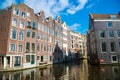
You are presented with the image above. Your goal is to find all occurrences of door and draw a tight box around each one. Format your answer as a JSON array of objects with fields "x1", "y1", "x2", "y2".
[{"x1": 31, "y1": 55, "x2": 35, "y2": 64}]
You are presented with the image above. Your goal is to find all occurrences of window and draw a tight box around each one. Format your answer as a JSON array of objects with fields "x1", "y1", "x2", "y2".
[
  {"x1": 10, "y1": 43, "x2": 15, "y2": 51},
  {"x1": 38, "y1": 23, "x2": 41, "y2": 30},
  {"x1": 20, "y1": 21, "x2": 24, "y2": 29},
  {"x1": 50, "y1": 22, "x2": 52, "y2": 27},
  {"x1": 21, "y1": 12, "x2": 26, "y2": 18},
  {"x1": 26, "y1": 42, "x2": 30, "y2": 52},
  {"x1": 110, "y1": 15, "x2": 117, "y2": 19},
  {"x1": 18, "y1": 45, "x2": 22, "y2": 52},
  {"x1": 41, "y1": 44, "x2": 43, "y2": 51},
  {"x1": 111, "y1": 55, "x2": 117, "y2": 62},
  {"x1": 100, "y1": 31, "x2": 105, "y2": 38},
  {"x1": 44, "y1": 45, "x2": 46, "y2": 51},
  {"x1": 109, "y1": 30, "x2": 114, "y2": 37},
  {"x1": 41, "y1": 34, "x2": 43, "y2": 40},
  {"x1": 26, "y1": 29, "x2": 30, "y2": 38},
  {"x1": 72, "y1": 45, "x2": 73, "y2": 48},
  {"x1": 117, "y1": 30, "x2": 120, "y2": 37},
  {"x1": 32, "y1": 32, "x2": 35, "y2": 38},
  {"x1": 27, "y1": 12, "x2": 30, "y2": 17},
  {"x1": 37, "y1": 43, "x2": 40, "y2": 51},
  {"x1": 32, "y1": 22, "x2": 36, "y2": 29},
  {"x1": 42, "y1": 17, "x2": 44, "y2": 22},
  {"x1": 13, "y1": 8, "x2": 19, "y2": 15},
  {"x1": 110, "y1": 42, "x2": 115, "y2": 52},
  {"x1": 12, "y1": 18, "x2": 18, "y2": 27},
  {"x1": 19, "y1": 31, "x2": 24, "y2": 40},
  {"x1": 107, "y1": 21, "x2": 112, "y2": 27},
  {"x1": 101, "y1": 42, "x2": 106, "y2": 52},
  {"x1": 32, "y1": 43, "x2": 35, "y2": 52},
  {"x1": 11, "y1": 28, "x2": 17, "y2": 39},
  {"x1": 50, "y1": 56, "x2": 52, "y2": 61},
  {"x1": 27, "y1": 21, "x2": 31, "y2": 26},
  {"x1": 14, "y1": 56, "x2": 21, "y2": 67},
  {"x1": 37, "y1": 56, "x2": 39, "y2": 60},
  {"x1": 26, "y1": 55, "x2": 30, "y2": 62},
  {"x1": 37, "y1": 32, "x2": 41, "y2": 39},
  {"x1": 41, "y1": 56, "x2": 43, "y2": 62}
]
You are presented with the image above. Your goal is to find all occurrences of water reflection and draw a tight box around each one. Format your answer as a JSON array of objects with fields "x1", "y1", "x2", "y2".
[
  {"x1": 89, "y1": 65, "x2": 120, "y2": 80},
  {"x1": 1, "y1": 60, "x2": 120, "y2": 80},
  {"x1": 0, "y1": 60, "x2": 88, "y2": 80}
]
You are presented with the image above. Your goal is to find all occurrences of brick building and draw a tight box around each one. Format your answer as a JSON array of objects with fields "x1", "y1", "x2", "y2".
[
  {"x1": 0, "y1": 3, "x2": 71, "y2": 69},
  {"x1": 0, "y1": 2, "x2": 87, "y2": 70}
]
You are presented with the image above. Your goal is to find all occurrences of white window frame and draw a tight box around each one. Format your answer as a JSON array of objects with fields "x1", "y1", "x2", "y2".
[
  {"x1": 12, "y1": 18, "x2": 18, "y2": 27},
  {"x1": 18, "y1": 45, "x2": 23, "y2": 53},
  {"x1": 107, "y1": 21, "x2": 113, "y2": 28},
  {"x1": 20, "y1": 21, "x2": 25, "y2": 29},
  {"x1": 21, "y1": 12, "x2": 26, "y2": 18},
  {"x1": 9, "y1": 43, "x2": 16, "y2": 52},
  {"x1": 111, "y1": 55, "x2": 118, "y2": 63},
  {"x1": 108, "y1": 30, "x2": 114, "y2": 38},
  {"x1": 18, "y1": 30, "x2": 24, "y2": 41},
  {"x1": 10, "y1": 28, "x2": 17, "y2": 40},
  {"x1": 13, "y1": 8, "x2": 19, "y2": 16}
]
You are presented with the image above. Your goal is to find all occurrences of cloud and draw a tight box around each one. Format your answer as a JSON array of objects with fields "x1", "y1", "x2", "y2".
[
  {"x1": 86, "y1": 4, "x2": 95, "y2": 8},
  {"x1": 0, "y1": 0, "x2": 16, "y2": 9},
  {"x1": 67, "y1": 0, "x2": 88, "y2": 14},
  {"x1": 0, "y1": 0, "x2": 88, "y2": 17},
  {"x1": 69, "y1": 23, "x2": 81, "y2": 31},
  {"x1": 24, "y1": 0, "x2": 69, "y2": 18}
]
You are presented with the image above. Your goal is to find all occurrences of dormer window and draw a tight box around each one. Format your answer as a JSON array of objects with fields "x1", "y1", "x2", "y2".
[
  {"x1": 110, "y1": 15, "x2": 117, "y2": 19},
  {"x1": 13, "y1": 8, "x2": 19, "y2": 16}
]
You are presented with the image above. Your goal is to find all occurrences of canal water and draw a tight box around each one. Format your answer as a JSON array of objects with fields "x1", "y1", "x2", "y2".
[{"x1": 0, "y1": 59, "x2": 120, "y2": 80}]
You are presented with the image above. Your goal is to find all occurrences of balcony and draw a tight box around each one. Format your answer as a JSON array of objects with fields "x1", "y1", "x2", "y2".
[
  {"x1": 32, "y1": 27, "x2": 36, "y2": 30},
  {"x1": 27, "y1": 25, "x2": 32, "y2": 28}
]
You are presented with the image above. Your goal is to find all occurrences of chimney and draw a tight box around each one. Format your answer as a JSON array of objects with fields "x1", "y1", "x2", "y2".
[{"x1": 118, "y1": 12, "x2": 120, "y2": 15}]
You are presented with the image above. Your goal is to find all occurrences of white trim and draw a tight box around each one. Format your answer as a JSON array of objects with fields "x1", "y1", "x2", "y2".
[
  {"x1": 13, "y1": 8, "x2": 20, "y2": 16},
  {"x1": 18, "y1": 30, "x2": 24, "y2": 41},
  {"x1": 20, "y1": 21, "x2": 25, "y2": 29},
  {"x1": 94, "y1": 19, "x2": 120, "y2": 21},
  {"x1": 17, "y1": 44, "x2": 23, "y2": 53},
  {"x1": 9, "y1": 43, "x2": 16, "y2": 52},
  {"x1": 6, "y1": 54, "x2": 23, "y2": 56},
  {"x1": 10, "y1": 28, "x2": 17, "y2": 40}
]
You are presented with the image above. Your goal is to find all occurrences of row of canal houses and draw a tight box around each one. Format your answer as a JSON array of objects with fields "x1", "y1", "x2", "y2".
[{"x1": 0, "y1": 3, "x2": 86, "y2": 70}]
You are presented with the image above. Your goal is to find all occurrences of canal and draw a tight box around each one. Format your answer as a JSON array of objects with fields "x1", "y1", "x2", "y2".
[{"x1": 0, "y1": 59, "x2": 120, "y2": 80}]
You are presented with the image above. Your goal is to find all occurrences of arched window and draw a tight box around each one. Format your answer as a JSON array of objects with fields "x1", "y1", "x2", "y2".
[
  {"x1": 11, "y1": 28, "x2": 16, "y2": 39},
  {"x1": 26, "y1": 29, "x2": 30, "y2": 38},
  {"x1": 19, "y1": 31, "x2": 24, "y2": 40}
]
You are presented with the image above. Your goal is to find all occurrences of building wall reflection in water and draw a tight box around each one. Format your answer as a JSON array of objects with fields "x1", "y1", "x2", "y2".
[{"x1": 0, "y1": 60, "x2": 89, "y2": 80}]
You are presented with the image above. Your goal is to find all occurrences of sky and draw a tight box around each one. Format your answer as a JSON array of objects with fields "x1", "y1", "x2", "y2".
[{"x1": 0, "y1": 0, "x2": 120, "y2": 34}]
